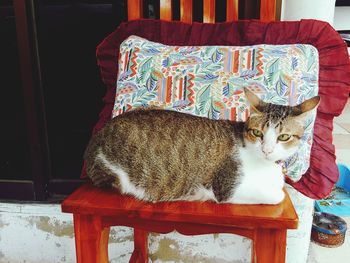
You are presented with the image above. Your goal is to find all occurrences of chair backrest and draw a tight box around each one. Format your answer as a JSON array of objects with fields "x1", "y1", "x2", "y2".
[{"x1": 127, "y1": 0, "x2": 277, "y2": 23}]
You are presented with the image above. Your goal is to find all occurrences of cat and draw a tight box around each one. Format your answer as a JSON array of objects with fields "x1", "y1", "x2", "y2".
[{"x1": 84, "y1": 88, "x2": 320, "y2": 204}]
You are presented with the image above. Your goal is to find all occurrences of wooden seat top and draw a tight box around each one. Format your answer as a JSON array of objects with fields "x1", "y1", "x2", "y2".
[{"x1": 62, "y1": 183, "x2": 298, "y2": 229}]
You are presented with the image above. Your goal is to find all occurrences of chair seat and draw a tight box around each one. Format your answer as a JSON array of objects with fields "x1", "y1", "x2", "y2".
[
  {"x1": 62, "y1": 183, "x2": 298, "y2": 229},
  {"x1": 62, "y1": 182, "x2": 298, "y2": 263}
]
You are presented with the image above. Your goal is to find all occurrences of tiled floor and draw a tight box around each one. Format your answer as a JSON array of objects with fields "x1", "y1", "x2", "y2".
[
  {"x1": 334, "y1": 100, "x2": 350, "y2": 165},
  {"x1": 307, "y1": 99, "x2": 350, "y2": 263}
]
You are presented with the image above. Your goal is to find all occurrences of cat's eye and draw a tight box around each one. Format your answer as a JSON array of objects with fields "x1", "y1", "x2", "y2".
[
  {"x1": 251, "y1": 129, "x2": 263, "y2": 138},
  {"x1": 277, "y1": 134, "x2": 291, "y2": 142}
]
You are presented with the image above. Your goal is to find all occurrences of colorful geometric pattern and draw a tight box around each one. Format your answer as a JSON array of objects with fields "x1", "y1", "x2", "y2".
[{"x1": 113, "y1": 36, "x2": 319, "y2": 182}]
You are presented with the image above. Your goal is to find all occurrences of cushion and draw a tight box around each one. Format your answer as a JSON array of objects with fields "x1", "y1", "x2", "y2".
[
  {"x1": 113, "y1": 35, "x2": 319, "y2": 182},
  {"x1": 86, "y1": 19, "x2": 350, "y2": 199}
]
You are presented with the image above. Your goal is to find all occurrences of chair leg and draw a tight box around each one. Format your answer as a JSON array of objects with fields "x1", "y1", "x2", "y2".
[
  {"x1": 130, "y1": 228, "x2": 148, "y2": 263},
  {"x1": 73, "y1": 214, "x2": 110, "y2": 263},
  {"x1": 252, "y1": 228, "x2": 287, "y2": 263}
]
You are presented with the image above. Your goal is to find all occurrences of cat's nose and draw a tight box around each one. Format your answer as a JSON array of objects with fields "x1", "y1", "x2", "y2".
[{"x1": 262, "y1": 148, "x2": 273, "y2": 156}]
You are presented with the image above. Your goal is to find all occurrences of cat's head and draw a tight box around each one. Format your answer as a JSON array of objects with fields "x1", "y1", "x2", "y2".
[{"x1": 243, "y1": 88, "x2": 320, "y2": 162}]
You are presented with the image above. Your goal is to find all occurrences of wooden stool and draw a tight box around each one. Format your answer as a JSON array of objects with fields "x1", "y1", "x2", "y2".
[{"x1": 62, "y1": 183, "x2": 298, "y2": 263}]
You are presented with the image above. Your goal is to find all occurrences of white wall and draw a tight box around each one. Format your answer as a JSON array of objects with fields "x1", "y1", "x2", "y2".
[
  {"x1": 334, "y1": 7, "x2": 350, "y2": 31},
  {"x1": 281, "y1": 0, "x2": 336, "y2": 25}
]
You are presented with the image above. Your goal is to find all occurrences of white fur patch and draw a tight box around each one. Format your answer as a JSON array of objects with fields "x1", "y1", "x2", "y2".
[
  {"x1": 260, "y1": 126, "x2": 298, "y2": 162},
  {"x1": 262, "y1": 126, "x2": 276, "y2": 156},
  {"x1": 183, "y1": 186, "x2": 217, "y2": 202},
  {"x1": 96, "y1": 150, "x2": 146, "y2": 199},
  {"x1": 228, "y1": 146, "x2": 285, "y2": 205}
]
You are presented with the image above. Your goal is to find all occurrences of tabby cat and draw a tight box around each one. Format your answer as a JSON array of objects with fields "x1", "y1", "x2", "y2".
[{"x1": 84, "y1": 88, "x2": 320, "y2": 204}]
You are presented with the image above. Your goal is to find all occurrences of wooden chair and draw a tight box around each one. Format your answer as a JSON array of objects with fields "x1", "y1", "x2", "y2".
[{"x1": 62, "y1": 1, "x2": 299, "y2": 262}]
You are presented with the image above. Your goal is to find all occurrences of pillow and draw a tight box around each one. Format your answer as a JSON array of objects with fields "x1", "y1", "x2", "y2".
[
  {"x1": 88, "y1": 19, "x2": 350, "y2": 199},
  {"x1": 113, "y1": 35, "x2": 319, "y2": 182}
]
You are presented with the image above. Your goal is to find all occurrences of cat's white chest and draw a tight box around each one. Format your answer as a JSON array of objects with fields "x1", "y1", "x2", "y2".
[{"x1": 229, "y1": 147, "x2": 285, "y2": 204}]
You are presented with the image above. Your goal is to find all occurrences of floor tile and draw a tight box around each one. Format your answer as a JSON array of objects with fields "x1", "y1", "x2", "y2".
[
  {"x1": 333, "y1": 135, "x2": 350, "y2": 150},
  {"x1": 337, "y1": 123, "x2": 350, "y2": 133},
  {"x1": 333, "y1": 123, "x2": 350, "y2": 135},
  {"x1": 335, "y1": 149, "x2": 350, "y2": 166},
  {"x1": 334, "y1": 100, "x2": 350, "y2": 125}
]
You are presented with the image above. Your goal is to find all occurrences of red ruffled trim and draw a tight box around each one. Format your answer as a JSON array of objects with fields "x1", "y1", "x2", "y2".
[{"x1": 83, "y1": 19, "x2": 350, "y2": 199}]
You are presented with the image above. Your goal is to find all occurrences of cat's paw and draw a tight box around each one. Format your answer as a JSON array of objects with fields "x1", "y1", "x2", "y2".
[
  {"x1": 229, "y1": 189, "x2": 285, "y2": 205},
  {"x1": 261, "y1": 189, "x2": 285, "y2": 205}
]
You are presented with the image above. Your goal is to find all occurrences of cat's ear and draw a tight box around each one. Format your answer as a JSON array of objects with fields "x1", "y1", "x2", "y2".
[
  {"x1": 244, "y1": 88, "x2": 266, "y2": 114},
  {"x1": 292, "y1": 96, "x2": 320, "y2": 123},
  {"x1": 293, "y1": 96, "x2": 320, "y2": 116}
]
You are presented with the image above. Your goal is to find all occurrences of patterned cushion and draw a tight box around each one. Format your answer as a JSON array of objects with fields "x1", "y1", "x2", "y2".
[{"x1": 113, "y1": 35, "x2": 319, "y2": 182}]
